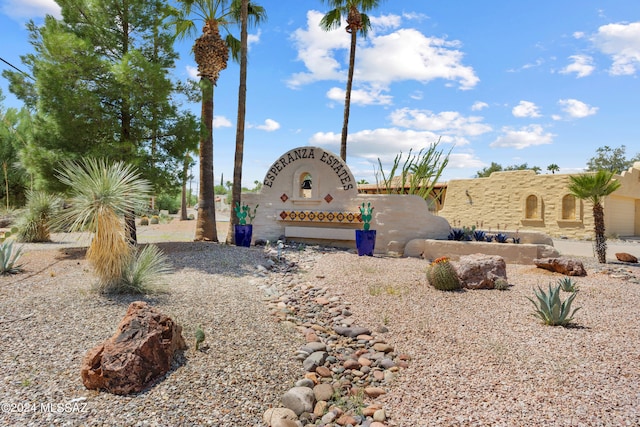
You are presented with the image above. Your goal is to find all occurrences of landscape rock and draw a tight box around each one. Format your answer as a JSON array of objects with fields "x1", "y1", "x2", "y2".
[
  {"x1": 263, "y1": 407, "x2": 299, "y2": 426},
  {"x1": 313, "y1": 383, "x2": 335, "y2": 401},
  {"x1": 616, "y1": 252, "x2": 638, "y2": 263},
  {"x1": 455, "y1": 254, "x2": 507, "y2": 289},
  {"x1": 302, "y1": 351, "x2": 328, "y2": 372},
  {"x1": 534, "y1": 257, "x2": 587, "y2": 276},
  {"x1": 282, "y1": 387, "x2": 315, "y2": 416},
  {"x1": 80, "y1": 301, "x2": 186, "y2": 395},
  {"x1": 334, "y1": 326, "x2": 371, "y2": 338}
]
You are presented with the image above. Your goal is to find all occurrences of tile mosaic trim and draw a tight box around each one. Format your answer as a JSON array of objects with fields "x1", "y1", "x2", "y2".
[{"x1": 279, "y1": 210, "x2": 363, "y2": 223}]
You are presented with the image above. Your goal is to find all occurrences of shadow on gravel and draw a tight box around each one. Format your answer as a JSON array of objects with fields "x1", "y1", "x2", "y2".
[{"x1": 150, "y1": 241, "x2": 265, "y2": 278}]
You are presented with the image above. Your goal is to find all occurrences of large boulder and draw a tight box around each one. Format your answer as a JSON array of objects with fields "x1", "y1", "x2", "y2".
[
  {"x1": 455, "y1": 254, "x2": 507, "y2": 290},
  {"x1": 534, "y1": 257, "x2": 587, "y2": 276},
  {"x1": 81, "y1": 301, "x2": 186, "y2": 395}
]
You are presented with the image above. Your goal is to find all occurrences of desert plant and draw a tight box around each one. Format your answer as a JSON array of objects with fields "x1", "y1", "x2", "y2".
[
  {"x1": 359, "y1": 202, "x2": 374, "y2": 230},
  {"x1": 0, "y1": 227, "x2": 18, "y2": 243},
  {"x1": 472, "y1": 229, "x2": 486, "y2": 241},
  {"x1": 55, "y1": 158, "x2": 155, "y2": 293},
  {"x1": 494, "y1": 278, "x2": 509, "y2": 291},
  {"x1": 485, "y1": 234, "x2": 494, "y2": 242},
  {"x1": 150, "y1": 215, "x2": 160, "y2": 225},
  {"x1": 527, "y1": 284, "x2": 581, "y2": 326},
  {"x1": 119, "y1": 244, "x2": 172, "y2": 294},
  {"x1": 234, "y1": 202, "x2": 259, "y2": 225},
  {"x1": 495, "y1": 233, "x2": 509, "y2": 243},
  {"x1": 557, "y1": 277, "x2": 578, "y2": 292},
  {"x1": 140, "y1": 216, "x2": 149, "y2": 226},
  {"x1": 16, "y1": 190, "x2": 62, "y2": 242},
  {"x1": 426, "y1": 256, "x2": 461, "y2": 291},
  {"x1": 0, "y1": 240, "x2": 24, "y2": 275}
]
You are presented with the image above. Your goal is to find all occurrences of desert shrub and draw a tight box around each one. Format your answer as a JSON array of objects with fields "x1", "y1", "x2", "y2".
[
  {"x1": 155, "y1": 192, "x2": 180, "y2": 215},
  {"x1": 119, "y1": 245, "x2": 172, "y2": 294},
  {"x1": 427, "y1": 257, "x2": 461, "y2": 291},
  {"x1": 15, "y1": 191, "x2": 62, "y2": 242},
  {"x1": 527, "y1": 284, "x2": 580, "y2": 326},
  {"x1": 558, "y1": 277, "x2": 578, "y2": 292},
  {"x1": 494, "y1": 278, "x2": 509, "y2": 291},
  {"x1": 0, "y1": 240, "x2": 23, "y2": 275}
]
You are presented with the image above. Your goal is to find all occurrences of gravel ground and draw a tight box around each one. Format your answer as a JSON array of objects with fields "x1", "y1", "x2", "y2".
[{"x1": 1, "y1": 219, "x2": 639, "y2": 426}]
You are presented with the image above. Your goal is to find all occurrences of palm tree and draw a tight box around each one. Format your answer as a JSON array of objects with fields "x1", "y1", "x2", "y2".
[
  {"x1": 547, "y1": 163, "x2": 560, "y2": 174},
  {"x1": 320, "y1": 0, "x2": 382, "y2": 161},
  {"x1": 568, "y1": 170, "x2": 621, "y2": 263},
  {"x1": 226, "y1": 0, "x2": 267, "y2": 244},
  {"x1": 170, "y1": 0, "x2": 241, "y2": 241}
]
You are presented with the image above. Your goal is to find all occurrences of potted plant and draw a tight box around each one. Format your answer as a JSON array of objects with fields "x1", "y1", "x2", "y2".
[
  {"x1": 356, "y1": 202, "x2": 376, "y2": 256},
  {"x1": 234, "y1": 202, "x2": 258, "y2": 247}
]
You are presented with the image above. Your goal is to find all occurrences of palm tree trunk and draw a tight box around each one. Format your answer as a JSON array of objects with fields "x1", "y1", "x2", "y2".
[
  {"x1": 195, "y1": 77, "x2": 218, "y2": 242},
  {"x1": 340, "y1": 29, "x2": 357, "y2": 162},
  {"x1": 226, "y1": 0, "x2": 249, "y2": 245},
  {"x1": 593, "y1": 202, "x2": 607, "y2": 263},
  {"x1": 180, "y1": 156, "x2": 189, "y2": 221}
]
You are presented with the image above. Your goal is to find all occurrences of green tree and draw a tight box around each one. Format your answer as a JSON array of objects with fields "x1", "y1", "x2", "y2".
[
  {"x1": 547, "y1": 163, "x2": 560, "y2": 174},
  {"x1": 0, "y1": 101, "x2": 31, "y2": 208},
  {"x1": 170, "y1": 0, "x2": 243, "y2": 242},
  {"x1": 320, "y1": 0, "x2": 383, "y2": 161},
  {"x1": 586, "y1": 145, "x2": 640, "y2": 173},
  {"x1": 475, "y1": 162, "x2": 541, "y2": 178},
  {"x1": 227, "y1": 0, "x2": 267, "y2": 244},
  {"x1": 568, "y1": 170, "x2": 621, "y2": 263}
]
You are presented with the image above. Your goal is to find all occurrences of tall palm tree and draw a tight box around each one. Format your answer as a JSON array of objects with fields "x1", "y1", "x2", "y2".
[
  {"x1": 568, "y1": 170, "x2": 621, "y2": 263},
  {"x1": 320, "y1": 0, "x2": 382, "y2": 161},
  {"x1": 226, "y1": 0, "x2": 267, "y2": 244},
  {"x1": 170, "y1": 0, "x2": 241, "y2": 241}
]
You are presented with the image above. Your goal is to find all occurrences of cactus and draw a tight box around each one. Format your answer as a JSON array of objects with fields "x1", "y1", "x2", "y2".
[
  {"x1": 359, "y1": 202, "x2": 374, "y2": 230},
  {"x1": 234, "y1": 202, "x2": 259, "y2": 225},
  {"x1": 140, "y1": 216, "x2": 149, "y2": 226},
  {"x1": 150, "y1": 215, "x2": 160, "y2": 225},
  {"x1": 426, "y1": 257, "x2": 461, "y2": 291}
]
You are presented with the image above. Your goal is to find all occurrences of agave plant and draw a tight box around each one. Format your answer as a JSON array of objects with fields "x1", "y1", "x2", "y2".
[
  {"x1": 527, "y1": 284, "x2": 581, "y2": 326},
  {"x1": 557, "y1": 277, "x2": 578, "y2": 293},
  {"x1": 472, "y1": 229, "x2": 486, "y2": 241},
  {"x1": 495, "y1": 233, "x2": 509, "y2": 243},
  {"x1": 0, "y1": 240, "x2": 24, "y2": 275}
]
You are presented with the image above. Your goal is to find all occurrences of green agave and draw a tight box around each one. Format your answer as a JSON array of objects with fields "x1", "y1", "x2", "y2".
[
  {"x1": 557, "y1": 277, "x2": 578, "y2": 292},
  {"x1": 0, "y1": 240, "x2": 24, "y2": 275},
  {"x1": 527, "y1": 284, "x2": 581, "y2": 326}
]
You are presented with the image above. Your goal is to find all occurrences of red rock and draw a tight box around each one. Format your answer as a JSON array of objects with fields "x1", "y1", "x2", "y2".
[
  {"x1": 456, "y1": 254, "x2": 508, "y2": 289},
  {"x1": 315, "y1": 366, "x2": 332, "y2": 377},
  {"x1": 534, "y1": 257, "x2": 587, "y2": 276},
  {"x1": 364, "y1": 387, "x2": 386, "y2": 398},
  {"x1": 304, "y1": 372, "x2": 319, "y2": 384},
  {"x1": 80, "y1": 301, "x2": 186, "y2": 395},
  {"x1": 358, "y1": 357, "x2": 372, "y2": 366},
  {"x1": 336, "y1": 415, "x2": 357, "y2": 426},
  {"x1": 343, "y1": 359, "x2": 362, "y2": 370},
  {"x1": 616, "y1": 253, "x2": 638, "y2": 263}
]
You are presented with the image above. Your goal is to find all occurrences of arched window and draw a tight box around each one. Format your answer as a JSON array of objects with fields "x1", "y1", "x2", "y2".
[
  {"x1": 299, "y1": 173, "x2": 312, "y2": 199},
  {"x1": 525, "y1": 195, "x2": 538, "y2": 219},
  {"x1": 562, "y1": 194, "x2": 576, "y2": 220}
]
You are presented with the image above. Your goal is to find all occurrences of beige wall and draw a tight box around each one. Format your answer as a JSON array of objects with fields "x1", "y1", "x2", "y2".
[{"x1": 438, "y1": 163, "x2": 640, "y2": 239}]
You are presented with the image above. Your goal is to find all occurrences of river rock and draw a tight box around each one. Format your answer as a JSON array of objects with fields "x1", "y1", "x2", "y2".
[{"x1": 282, "y1": 386, "x2": 315, "y2": 416}]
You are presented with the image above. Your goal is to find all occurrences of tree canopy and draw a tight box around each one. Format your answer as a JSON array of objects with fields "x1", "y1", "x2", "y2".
[
  {"x1": 475, "y1": 162, "x2": 541, "y2": 178},
  {"x1": 586, "y1": 145, "x2": 640, "y2": 174}
]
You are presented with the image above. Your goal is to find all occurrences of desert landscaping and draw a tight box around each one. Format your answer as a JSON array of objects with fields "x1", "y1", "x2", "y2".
[{"x1": 1, "y1": 217, "x2": 639, "y2": 426}]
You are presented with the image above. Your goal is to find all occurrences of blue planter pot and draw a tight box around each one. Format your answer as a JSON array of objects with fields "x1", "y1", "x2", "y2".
[
  {"x1": 356, "y1": 229, "x2": 376, "y2": 256},
  {"x1": 234, "y1": 224, "x2": 253, "y2": 247}
]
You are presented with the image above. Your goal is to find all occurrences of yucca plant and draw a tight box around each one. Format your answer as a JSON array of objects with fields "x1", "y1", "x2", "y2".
[
  {"x1": 119, "y1": 245, "x2": 172, "y2": 294},
  {"x1": 557, "y1": 277, "x2": 578, "y2": 293},
  {"x1": 0, "y1": 240, "x2": 24, "y2": 275},
  {"x1": 16, "y1": 190, "x2": 63, "y2": 243},
  {"x1": 427, "y1": 256, "x2": 461, "y2": 291},
  {"x1": 54, "y1": 158, "x2": 160, "y2": 293},
  {"x1": 527, "y1": 284, "x2": 581, "y2": 326}
]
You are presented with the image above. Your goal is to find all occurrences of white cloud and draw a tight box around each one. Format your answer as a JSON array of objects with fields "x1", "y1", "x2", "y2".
[
  {"x1": 558, "y1": 98, "x2": 598, "y2": 118},
  {"x1": 2, "y1": 0, "x2": 60, "y2": 19},
  {"x1": 390, "y1": 108, "x2": 491, "y2": 139},
  {"x1": 326, "y1": 86, "x2": 393, "y2": 106},
  {"x1": 253, "y1": 119, "x2": 281, "y2": 132},
  {"x1": 471, "y1": 101, "x2": 488, "y2": 111},
  {"x1": 310, "y1": 127, "x2": 459, "y2": 163},
  {"x1": 213, "y1": 116, "x2": 232, "y2": 128},
  {"x1": 490, "y1": 125, "x2": 554, "y2": 149},
  {"x1": 573, "y1": 31, "x2": 586, "y2": 39},
  {"x1": 512, "y1": 101, "x2": 541, "y2": 118},
  {"x1": 410, "y1": 91, "x2": 424, "y2": 100},
  {"x1": 592, "y1": 21, "x2": 640, "y2": 75},
  {"x1": 287, "y1": 11, "x2": 478, "y2": 90},
  {"x1": 560, "y1": 54, "x2": 595, "y2": 78},
  {"x1": 186, "y1": 66, "x2": 199, "y2": 80},
  {"x1": 507, "y1": 58, "x2": 544, "y2": 73},
  {"x1": 369, "y1": 14, "x2": 402, "y2": 30},
  {"x1": 248, "y1": 30, "x2": 262, "y2": 48}
]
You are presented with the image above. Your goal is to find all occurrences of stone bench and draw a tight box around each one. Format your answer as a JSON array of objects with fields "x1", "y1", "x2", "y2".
[{"x1": 278, "y1": 210, "x2": 363, "y2": 243}]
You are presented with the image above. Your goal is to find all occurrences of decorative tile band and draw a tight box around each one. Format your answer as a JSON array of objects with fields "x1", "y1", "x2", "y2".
[{"x1": 279, "y1": 210, "x2": 363, "y2": 223}]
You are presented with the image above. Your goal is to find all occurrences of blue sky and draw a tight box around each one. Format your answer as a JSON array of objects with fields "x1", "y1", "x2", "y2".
[{"x1": 1, "y1": 1, "x2": 640, "y2": 187}]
